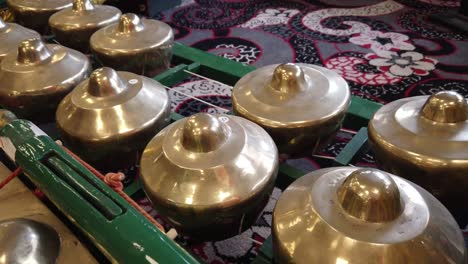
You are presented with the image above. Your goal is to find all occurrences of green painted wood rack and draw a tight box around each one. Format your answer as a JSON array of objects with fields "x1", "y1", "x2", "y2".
[{"x1": 0, "y1": 42, "x2": 383, "y2": 263}]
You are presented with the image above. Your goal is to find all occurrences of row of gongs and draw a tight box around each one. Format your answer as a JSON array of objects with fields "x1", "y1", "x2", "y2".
[
  {"x1": 1, "y1": 62, "x2": 466, "y2": 263},
  {"x1": 2, "y1": 0, "x2": 174, "y2": 76}
]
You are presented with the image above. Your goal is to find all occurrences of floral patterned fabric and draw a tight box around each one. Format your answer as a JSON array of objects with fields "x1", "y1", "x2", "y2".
[
  {"x1": 138, "y1": 1, "x2": 468, "y2": 263},
  {"x1": 156, "y1": 0, "x2": 468, "y2": 104}
]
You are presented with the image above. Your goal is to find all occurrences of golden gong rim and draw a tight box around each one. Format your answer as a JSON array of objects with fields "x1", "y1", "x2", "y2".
[
  {"x1": 49, "y1": 0, "x2": 121, "y2": 31},
  {"x1": 232, "y1": 63, "x2": 351, "y2": 128},
  {"x1": 369, "y1": 91, "x2": 468, "y2": 164},
  {"x1": 273, "y1": 167, "x2": 466, "y2": 263},
  {"x1": 140, "y1": 113, "x2": 279, "y2": 208}
]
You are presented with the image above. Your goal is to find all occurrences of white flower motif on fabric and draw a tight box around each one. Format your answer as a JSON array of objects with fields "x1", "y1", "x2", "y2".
[
  {"x1": 349, "y1": 30, "x2": 415, "y2": 54},
  {"x1": 168, "y1": 80, "x2": 231, "y2": 112},
  {"x1": 302, "y1": 0, "x2": 404, "y2": 36},
  {"x1": 325, "y1": 56, "x2": 402, "y2": 85},
  {"x1": 366, "y1": 51, "x2": 438, "y2": 77},
  {"x1": 212, "y1": 44, "x2": 261, "y2": 64},
  {"x1": 239, "y1": 8, "x2": 300, "y2": 29}
]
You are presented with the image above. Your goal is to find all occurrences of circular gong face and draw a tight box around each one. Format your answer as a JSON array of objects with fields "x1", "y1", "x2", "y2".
[
  {"x1": 272, "y1": 167, "x2": 466, "y2": 264},
  {"x1": 0, "y1": 19, "x2": 40, "y2": 61},
  {"x1": 0, "y1": 39, "x2": 90, "y2": 98},
  {"x1": 90, "y1": 13, "x2": 174, "y2": 55},
  {"x1": 141, "y1": 113, "x2": 278, "y2": 207},
  {"x1": 140, "y1": 113, "x2": 279, "y2": 240},
  {"x1": 369, "y1": 91, "x2": 468, "y2": 165},
  {"x1": 0, "y1": 219, "x2": 61, "y2": 264},
  {"x1": 49, "y1": 0, "x2": 121, "y2": 31},
  {"x1": 6, "y1": 0, "x2": 72, "y2": 10},
  {"x1": 57, "y1": 67, "x2": 170, "y2": 141},
  {"x1": 232, "y1": 63, "x2": 351, "y2": 128}
]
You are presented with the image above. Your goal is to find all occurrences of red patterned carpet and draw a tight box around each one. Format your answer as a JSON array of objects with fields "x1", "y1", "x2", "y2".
[{"x1": 133, "y1": 1, "x2": 468, "y2": 263}]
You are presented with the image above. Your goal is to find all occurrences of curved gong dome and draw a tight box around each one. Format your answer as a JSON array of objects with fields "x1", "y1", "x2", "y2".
[
  {"x1": 140, "y1": 113, "x2": 279, "y2": 240},
  {"x1": 0, "y1": 18, "x2": 40, "y2": 62},
  {"x1": 273, "y1": 167, "x2": 466, "y2": 264},
  {"x1": 49, "y1": 0, "x2": 121, "y2": 52},
  {"x1": 90, "y1": 13, "x2": 174, "y2": 77},
  {"x1": 56, "y1": 67, "x2": 170, "y2": 170},
  {"x1": 0, "y1": 219, "x2": 61, "y2": 264},
  {"x1": 0, "y1": 38, "x2": 90, "y2": 122},
  {"x1": 232, "y1": 63, "x2": 350, "y2": 156},
  {"x1": 368, "y1": 90, "x2": 468, "y2": 224}
]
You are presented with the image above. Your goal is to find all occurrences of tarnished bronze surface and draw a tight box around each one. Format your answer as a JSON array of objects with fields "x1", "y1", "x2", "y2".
[
  {"x1": 0, "y1": 162, "x2": 98, "y2": 263},
  {"x1": 0, "y1": 219, "x2": 61, "y2": 264},
  {"x1": 49, "y1": 0, "x2": 121, "y2": 52},
  {"x1": 0, "y1": 38, "x2": 91, "y2": 122},
  {"x1": 232, "y1": 63, "x2": 351, "y2": 157},
  {"x1": 6, "y1": 0, "x2": 72, "y2": 34},
  {"x1": 0, "y1": 17, "x2": 39, "y2": 62},
  {"x1": 90, "y1": 13, "x2": 174, "y2": 77},
  {"x1": 368, "y1": 91, "x2": 468, "y2": 224},
  {"x1": 56, "y1": 67, "x2": 171, "y2": 171},
  {"x1": 273, "y1": 167, "x2": 467, "y2": 264},
  {"x1": 140, "y1": 113, "x2": 278, "y2": 240}
]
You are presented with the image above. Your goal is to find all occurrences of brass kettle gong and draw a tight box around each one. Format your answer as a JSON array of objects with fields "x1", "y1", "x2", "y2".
[
  {"x1": 49, "y1": 0, "x2": 121, "y2": 52},
  {"x1": 272, "y1": 167, "x2": 467, "y2": 263},
  {"x1": 368, "y1": 91, "x2": 468, "y2": 225},
  {"x1": 6, "y1": 0, "x2": 72, "y2": 34},
  {"x1": 0, "y1": 38, "x2": 91, "y2": 122},
  {"x1": 232, "y1": 63, "x2": 351, "y2": 157},
  {"x1": 56, "y1": 67, "x2": 171, "y2": 171},
  {"x1": 140, "y1": 113, "x2": 279, "y2": 240},
  {"x1": 0, "y1": 218, "x2": 61, "y2": 264},
  {"x1": 0, "y1": 17, "x2": 40, "y2": 62},
  {"x1": 90, "y1": 13, "x2": 174, "y2": 77}
]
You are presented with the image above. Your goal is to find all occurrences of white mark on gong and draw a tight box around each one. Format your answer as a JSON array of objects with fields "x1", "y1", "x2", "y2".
[{"x1": 219, "y1": 116, "x2": 229, "y2": 123}]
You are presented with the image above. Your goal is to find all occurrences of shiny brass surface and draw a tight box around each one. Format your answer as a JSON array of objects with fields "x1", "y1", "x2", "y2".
[
  {"x1": 56, "y1": 67, "x2": 171, "y2": 171},
  {"x1": 140, "y1": 113, "x2": 279, "y2": 240},
  {"x1": 337, "y1": 169, "x2": 403, "y2": 222},
  {"x1": 0, "y1": 38, "x2": 91, "y2": 122},
  {"x1": 0, "y1": 219, "x2": 60, "y2": 264},
  {"x1": 368, "y1": 91, "x2": 468, "y2": 223},
  {"x1": 90, "y1": 13, "x2": 174, "y2": 77},
  {"x1": 272, "y1": 167, "x2": 467, "y2": 264},
  {"x1": 0, "y1": 162, "x2": 98, "y2": 263},
  {"x1": 0, "y1": 18, "x2": 40, "y2": 62},
  {"x1": 6, "y1": 0, "x2": 72, "y2": 34},
  {"x1": 232, "y1": 63, "x2": 351, "y2": 156},
  {"x1": 49, "y1": 0, "x2": 121, "y2": 52}
]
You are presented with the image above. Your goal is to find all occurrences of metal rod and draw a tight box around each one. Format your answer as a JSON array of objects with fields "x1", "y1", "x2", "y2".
[
  {"x1": 340, "y1": 128, "x2": 357, "y2": 135},
  {"x1": 312, "y1": 154, "x2": 335, "y2": 160},
  {"x1": 248, "y1": 237, "x2": 263, "y2": 246},
  {"x1": 163, "y1": 85, "x2": 230, "y2": 112},
  {"x1": 183, "y1": 70, "x2": 233, "y2": 89}
]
